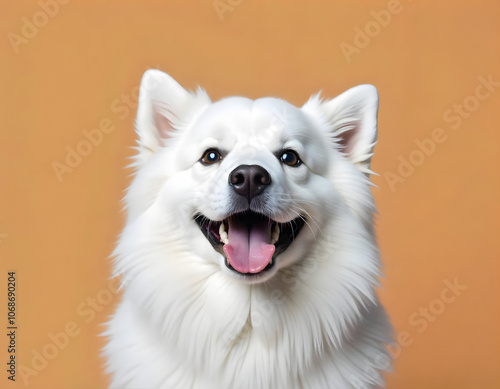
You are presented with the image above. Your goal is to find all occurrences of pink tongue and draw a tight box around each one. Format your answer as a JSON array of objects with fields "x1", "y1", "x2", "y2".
[{"x1": 223, "y1": 217, "x2": 275, "y2": 274}]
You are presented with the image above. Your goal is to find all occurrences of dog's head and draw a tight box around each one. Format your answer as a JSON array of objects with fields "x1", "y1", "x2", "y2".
[{"x1": 121, "y1": 70, "x2": 378, "y2": 284}]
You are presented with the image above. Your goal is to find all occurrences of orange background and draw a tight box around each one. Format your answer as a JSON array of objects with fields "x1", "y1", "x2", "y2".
[{"x1": 1, "y1": 1, "x2": 499, "y2": 388}]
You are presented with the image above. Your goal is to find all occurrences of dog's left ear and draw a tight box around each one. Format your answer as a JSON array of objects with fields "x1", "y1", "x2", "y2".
[{"x1": 303, "y1": 85, "x2": 378, "y2": 174}]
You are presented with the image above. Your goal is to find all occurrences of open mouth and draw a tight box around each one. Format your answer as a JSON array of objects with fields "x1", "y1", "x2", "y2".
[{"x1": 194, "y1": 211, "x2": 305, "y2": 276}]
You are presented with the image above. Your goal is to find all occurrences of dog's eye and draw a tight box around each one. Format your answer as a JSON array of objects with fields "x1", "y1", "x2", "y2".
[
  {"x1": 200, "y1": 149, "x2": 222, "y2": 165},
  {"x1": 280, "y1": 150, "x2": 301, "y2": 167}
]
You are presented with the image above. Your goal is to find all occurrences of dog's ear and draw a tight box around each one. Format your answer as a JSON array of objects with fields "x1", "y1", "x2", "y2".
[
  {"x1": 134, "y1": 70, "x2": 210, "y2": 163},
  {"x1": 303, "y1": 85, "x2": 378, "y2": 174}
]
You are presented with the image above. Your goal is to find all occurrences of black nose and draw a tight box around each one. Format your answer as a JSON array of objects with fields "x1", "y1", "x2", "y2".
[{"x1": 229, "y1": 164, "x2": 271, "y2": 201}]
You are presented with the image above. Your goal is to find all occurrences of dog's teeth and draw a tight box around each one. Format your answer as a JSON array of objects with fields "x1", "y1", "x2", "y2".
[
  {"x1": 219, "y1": 223, "x2": 229, "y2": 244},
  {"x1": 270, "y1": 224, "x2": 280, "y2": 245}
]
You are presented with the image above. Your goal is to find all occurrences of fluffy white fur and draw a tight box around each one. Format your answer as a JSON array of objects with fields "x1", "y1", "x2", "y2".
[{"x1": 103, "y1": 70, "x2": 393, "y2": 389}]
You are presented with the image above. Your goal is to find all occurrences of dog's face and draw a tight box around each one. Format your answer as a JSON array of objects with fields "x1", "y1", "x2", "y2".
[
  {"x1": 177, "y1": 97, "x2": 334, "y2": 283},
  {"x1": 124, "y1": 70, "x2": 379, "y2": 284}
]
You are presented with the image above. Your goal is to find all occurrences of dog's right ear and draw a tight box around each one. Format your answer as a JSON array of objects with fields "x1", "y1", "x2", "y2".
[
  {"x1": 134, "y1": 70, "x2": 210, "y2": 164},
  {"x1": 302, "y1": 85, "x2": 378, "y2": 175}
]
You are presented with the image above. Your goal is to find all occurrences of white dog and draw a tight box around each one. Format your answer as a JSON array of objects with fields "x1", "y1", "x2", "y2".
[{"x1": 103, "y1": 70, "x2": 393, "y2": 389}]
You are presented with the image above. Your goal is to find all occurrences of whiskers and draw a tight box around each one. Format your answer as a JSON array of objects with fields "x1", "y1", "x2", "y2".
[{"x1": 272, "y1": 191, "x2": 322, "y2": 242}]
